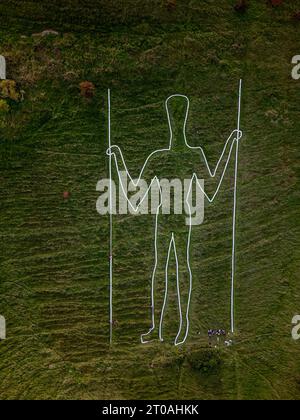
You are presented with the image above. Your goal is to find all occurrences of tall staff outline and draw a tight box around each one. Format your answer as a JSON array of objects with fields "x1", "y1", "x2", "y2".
[
  {"x1": 108, "y1": 89, "x2": 113, "y2": 344},
  {"x1": 231, "y1": 79, "x2": 242, "y2": 334}
]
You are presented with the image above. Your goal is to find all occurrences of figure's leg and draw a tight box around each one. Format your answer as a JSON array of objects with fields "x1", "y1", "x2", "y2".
[
  {"x1": 141, "y1": 216, "x2": 171, "y2": 344},
  {"x1": 158, "y1": 233, "x2": 177, "y2": 341},
  {"x1": 174, "y1": 226, "x2": 193, "y2": 346}
]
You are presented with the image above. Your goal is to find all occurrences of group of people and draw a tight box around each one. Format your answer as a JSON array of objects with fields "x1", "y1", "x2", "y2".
[
  {"x1": 207, "y1": 329, "x2": 233, "y2": 347},
  {"x1": 208, "y1": 329, "x2": 226, "y2": 338}
]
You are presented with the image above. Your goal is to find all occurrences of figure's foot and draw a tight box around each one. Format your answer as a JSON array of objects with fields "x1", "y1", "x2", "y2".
[
  {"x1": 141, "y1": 328, "x2": 163, "y2": 344},
  {"x1": 175, "y1": 322, "x2": 189, "y2": 346}
]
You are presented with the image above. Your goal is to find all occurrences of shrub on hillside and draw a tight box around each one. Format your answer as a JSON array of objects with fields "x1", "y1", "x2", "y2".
[
  {"x1": 79, "y1": 81, "x2": 96, "y2": 99},
  {"x1": 166, "y1": 0, "x2": 176, "y2": 12},
  {"x1": 188, "y1": 349, "x2": 222, "y2": 374},
  {"x1": 268, "y1": 0, "x2": 283, "y2": 6},
  {"x1": 293, "y1": 11, "x2": 300, "y2": 21},
  {"x1": 0, "y1": 99, "x2": 9, "y2": 113},
  {"x1": 0, "y1": 80, "x2": 22, "y2": 102},
  {"x1": 234, "y1": 0, "x2": 248, "y2": 13}
]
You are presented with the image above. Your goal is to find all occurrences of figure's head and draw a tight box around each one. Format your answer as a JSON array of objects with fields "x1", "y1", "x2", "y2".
[
  {"x1": 166, "y1": 95, "x2": 189, "y2": 150},
  {"x1": 166, "y1": 94, "x2": 189, "y2": 124}
]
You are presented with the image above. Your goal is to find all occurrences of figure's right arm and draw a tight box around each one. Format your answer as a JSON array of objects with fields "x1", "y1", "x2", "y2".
[
  {"x1": 107, "y1": 145, "x2": 158, "y2": 211},
  {"x1": 107, "y1": 145, "x2": 134, "y2": 185},
  {"x1": 107, "y1": 145, "x2": 156, "y2": 187},
  {"x1": 107, "y1": 145, "x2": 137, "y2": 207}
]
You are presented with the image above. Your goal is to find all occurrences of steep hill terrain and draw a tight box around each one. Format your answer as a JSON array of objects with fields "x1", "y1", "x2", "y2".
[{"x1": 0, "y1": 0, "x2": 300, "y2": 399}]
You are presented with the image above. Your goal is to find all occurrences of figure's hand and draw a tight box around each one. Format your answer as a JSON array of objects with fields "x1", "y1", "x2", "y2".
[
  {"x1": 106, "y1": 145, "x2": 121, "y2": 157},
  {"x1": 231, "y1": 129, "x2": 243, "y2": 141}
]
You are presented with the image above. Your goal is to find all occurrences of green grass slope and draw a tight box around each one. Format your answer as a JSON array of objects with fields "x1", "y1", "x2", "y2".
[{"x1": 0, "y1": 0, "x2": 300, "y2": 400}]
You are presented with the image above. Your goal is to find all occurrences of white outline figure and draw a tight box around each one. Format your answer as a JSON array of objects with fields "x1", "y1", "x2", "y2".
[{"x1": 107, "y1": 81, "x2": 243, "y2": 345}]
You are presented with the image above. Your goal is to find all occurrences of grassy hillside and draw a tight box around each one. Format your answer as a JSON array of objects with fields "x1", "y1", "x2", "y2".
[{"x1": 0, "y1": 0, "x2": 300, "y2": 399}]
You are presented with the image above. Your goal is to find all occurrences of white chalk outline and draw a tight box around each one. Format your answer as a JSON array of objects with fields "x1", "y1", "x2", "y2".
[
  {"x1": 108, "y1": 89, "x2": 113, "y2": 344},
  {"x1": 107, "y1": 81, "x2": 242, "y2": 345},
  {"x1": 231, "y1": 80, "x2": 242, "y2": 333}
]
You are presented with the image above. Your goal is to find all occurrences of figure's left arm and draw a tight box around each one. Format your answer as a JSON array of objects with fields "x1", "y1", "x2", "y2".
[{"x1": 196, "y1": 129, "x2": 242, "y2": 202}]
